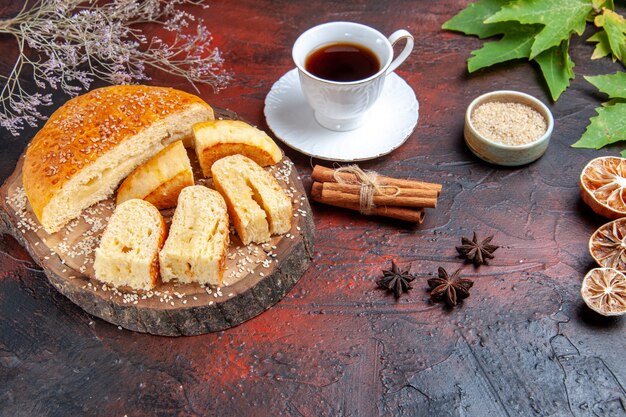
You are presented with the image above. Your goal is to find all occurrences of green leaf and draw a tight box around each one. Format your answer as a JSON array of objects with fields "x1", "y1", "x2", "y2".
[
  {"x1": 442, "y1": 0, "x2": 514, "y2": 39},
  {"x1": 585, "y1": 72, "x2": 626, "y2": 99},
  {"x1": 572, "y1": 103, "x2": 626, "y2": 149},
  {"x1": 486, "y1": 0, "x2": 593, "y2": 58},
  {"x1": 535, "y1": 40, "x2": 575, "y2": 100},
  {"x1": 591, "y1": 0, "x2": 614, "y2": 11},
  {"x1": 468, "y1": 24, "x2": 541, "y2": 71},
  {"x1": 587, "y1": 30, "x2": 615, "y2": 61},
  {"x1": 620, "y1": 148, "x2": 626, "y2": 157},
  {"x1": 594, "y1": 9, "x2": 626, "y2": 62}
]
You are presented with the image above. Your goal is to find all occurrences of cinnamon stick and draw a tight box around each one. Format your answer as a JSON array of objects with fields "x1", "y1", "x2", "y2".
[
  {"x1": 312, "y1": 182, "x2": 437, "y2": 208},
  {"x1": 311, "y1": 183, "x2": 425, "y2": 223},
  {"x1": 311, "y1": 165, "x2": 442, "y2": 195},
  {"x1": 321, "y1": 181, "x2": 439, "y2": 199}
]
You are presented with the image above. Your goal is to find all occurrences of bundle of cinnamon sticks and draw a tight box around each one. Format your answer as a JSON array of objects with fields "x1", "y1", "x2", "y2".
[{"x1": 310, "y1": 165, "x2": 442, "y2": 223}]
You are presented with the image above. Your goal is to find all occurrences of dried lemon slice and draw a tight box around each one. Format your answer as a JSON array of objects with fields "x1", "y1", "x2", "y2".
[
  {"x1": 580, "y1": 156, "x2": 626, "y2": 219},
  {"x1": 589, "y1": 218, "x2": 626, "y2": 271},
  {"x1": 581, "y1": 268, "x2": 626, "y2": 316}
]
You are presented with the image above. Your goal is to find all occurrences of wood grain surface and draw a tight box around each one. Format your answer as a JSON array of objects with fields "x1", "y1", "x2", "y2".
[{"x1": 0, "y1": 0, "x2": 625, "y2": 416}]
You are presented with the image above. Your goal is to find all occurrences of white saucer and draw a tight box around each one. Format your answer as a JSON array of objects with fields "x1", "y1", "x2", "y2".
[{"x1": 264, "y1": 69, "x2": 419, "y2": 161}]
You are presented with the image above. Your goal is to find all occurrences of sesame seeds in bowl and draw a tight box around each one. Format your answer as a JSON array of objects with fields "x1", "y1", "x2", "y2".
[{"x1": 464, "y1": 90, "x2": 554, "y2": 166}]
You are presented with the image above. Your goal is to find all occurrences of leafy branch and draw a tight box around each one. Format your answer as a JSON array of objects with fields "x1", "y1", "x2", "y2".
[
  {"x1": 443, "y1": 0, "x2": 626, "y2": 153},
  {"x1": 0, "y1": 0, "x2": 231, "y2": 136}
]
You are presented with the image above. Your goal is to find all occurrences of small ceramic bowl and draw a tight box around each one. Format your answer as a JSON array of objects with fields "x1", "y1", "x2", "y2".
[{"x1": 464, "y1": 90, "x2": 554, "y2": 166}]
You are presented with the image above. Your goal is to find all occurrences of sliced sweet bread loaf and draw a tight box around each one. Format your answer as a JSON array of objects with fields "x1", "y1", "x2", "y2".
[
  {"x1": 193, "y1": 120, "x2": 282, "y2": 177},
  {"x1": 116, "y1": 140, "x2": 194, "y2": 210},
  {"x1": 211, "y1": 154, "x2": 291, "y2": 245},
  {"x1": 159, "y1": 186, "x2": 229, "y2": 286},
  {"x1": 23, "y1": 85, "x2": 214, "y2": 233},
  {"x1": 94, "y1": 199, "x2": 166, "y2": 290}
]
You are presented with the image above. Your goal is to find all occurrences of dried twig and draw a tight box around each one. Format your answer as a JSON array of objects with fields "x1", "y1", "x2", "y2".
[{"x1": 0, "y1": 0, "x2": 231, "y2": 136}]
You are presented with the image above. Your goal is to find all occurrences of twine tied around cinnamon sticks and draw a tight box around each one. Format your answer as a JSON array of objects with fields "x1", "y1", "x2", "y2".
[
  {"x1": 310, "y1": 165, "x2": 442, "y2": 223},
  {"x1": 332, "y1": 165, "x2": 400, "y2": 214}
]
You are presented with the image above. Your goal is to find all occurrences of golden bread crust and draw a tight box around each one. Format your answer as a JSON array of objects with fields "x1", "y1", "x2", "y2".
[
  {"x1": 93, "y1": 199, "x2": 166, "y2": 290},
  {"x1": 144, "y1": 171, "x2": 194, "y2": 210},
  {"x1": 116, "y1": 140, "x2": 194, "y2": 210},
  {"x1": 23, "y1": 85, "x2": 213, "y2": 221},
  {"x1": 159, "y1": 186, "x2": 229, "y2": 286},
  {"x1": 193, "y1": 120, "x2": 282, "y2": 177},
  {"x1": 150, "y1": 214, "x2": 167, "y2": 288},
  {"x1": 212, "y1": 174, "x2": 252, "y2": 243},
  {"x1": 211, "y1": 155, "x2": 291, "y2": 245},
  {"x1": 201, "y1": 143, "x2": 278, "y2": 174}
]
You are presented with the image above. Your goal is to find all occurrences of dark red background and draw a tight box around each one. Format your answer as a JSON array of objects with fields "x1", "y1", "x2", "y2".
[{"x1": 1, "y1": 1, "x2": 625, "y2": 416}]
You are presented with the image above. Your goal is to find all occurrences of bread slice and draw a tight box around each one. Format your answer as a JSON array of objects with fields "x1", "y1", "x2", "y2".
[
  {"x1": 116, "y1": 140, "x2": 193, "y2": 209},
  {"x1": 194, "y1": 120, "x2": 283, "y2": 177},
  {"x1": 94, "y1": 199, "x2": 165, "y2": 290},
  {"x1": 211, "y1": 155, "x2": 291, "y2": 245},
  {"x1": 159, "y1": 186, "x2": 229, "y2": 286},
  {"x1": 23, "y1": 85, "x2": 214, "y2": 233}
]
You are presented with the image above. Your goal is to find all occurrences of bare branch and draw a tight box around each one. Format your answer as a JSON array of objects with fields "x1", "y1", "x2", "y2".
[{"x1": 0, "y1": 0, "x2": 231, "y2": 136}]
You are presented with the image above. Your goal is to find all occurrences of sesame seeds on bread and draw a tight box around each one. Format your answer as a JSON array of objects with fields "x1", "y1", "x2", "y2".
[
  {"x1": 211, "y1": 154, "x2": 291, "y2": 245},
  {"x1": 22, "y1": 85, "x2": 214, "y2": 233},
  {"x1": 94, "y1": 199, "x2": 166, "y2": 291}
]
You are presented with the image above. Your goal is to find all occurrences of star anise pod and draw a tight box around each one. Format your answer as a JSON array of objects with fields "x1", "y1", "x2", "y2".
[
  {"x1": 456, "y1": 232, "x2": 498, "y2": 266},
  {"x1": 427, "y1": 267, "x2": 474, "y2": 307},
  {"x1": 377, "y1": 260, "x2": 416, "y2": 299}
]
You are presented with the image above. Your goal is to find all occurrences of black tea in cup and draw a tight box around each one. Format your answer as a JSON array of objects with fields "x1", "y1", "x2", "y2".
[{"x1": 305, "y1": 42, "x2": 380, "y2": 82}]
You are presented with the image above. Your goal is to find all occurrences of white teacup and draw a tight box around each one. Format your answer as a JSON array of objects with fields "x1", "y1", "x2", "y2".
[{"x1": 292, "y1": 21, "x2": 414, "y2": 131}]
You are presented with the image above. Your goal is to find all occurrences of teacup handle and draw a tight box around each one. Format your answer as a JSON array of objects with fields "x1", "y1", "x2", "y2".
[{"x1": 386, "y1": 29, "x2": 414, "y2": 75}]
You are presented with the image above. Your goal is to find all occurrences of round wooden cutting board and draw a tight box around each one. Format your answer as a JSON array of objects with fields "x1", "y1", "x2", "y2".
[{"x1": 0, "y1": 111, "x2": 314, "y2": 336}]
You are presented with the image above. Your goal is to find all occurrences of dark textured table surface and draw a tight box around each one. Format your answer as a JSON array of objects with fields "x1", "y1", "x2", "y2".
[{"x1": 1, "y1": 1, "x2": 625, "y2": 416}]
